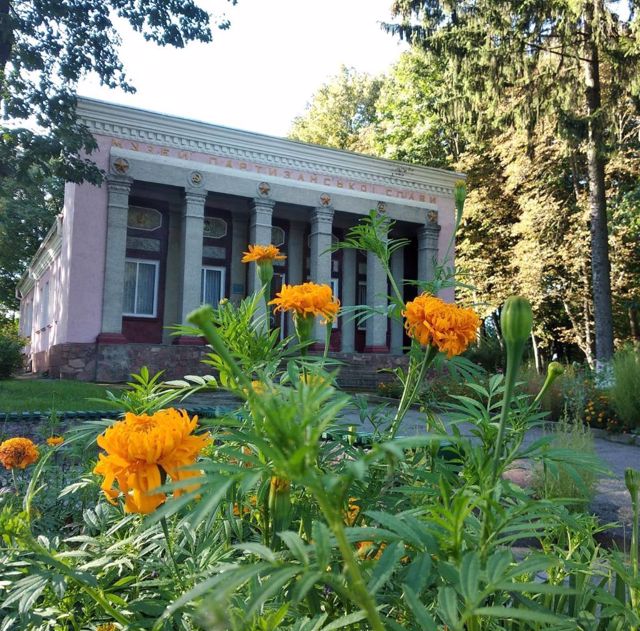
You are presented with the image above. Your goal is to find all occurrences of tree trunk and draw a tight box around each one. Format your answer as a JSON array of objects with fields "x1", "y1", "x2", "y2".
[
  {"x1": 531, "y1": 331, "x2": 541, "y2": 374},
  {"x1": 629, "y1": 305, "x2": 640, "y2": 341},
  {"x1": 583, "y1": 1, "x2": 615, "y2": 373},
  {"x1": 0, "y1": 0, "x2": 12, "y2": 101}
]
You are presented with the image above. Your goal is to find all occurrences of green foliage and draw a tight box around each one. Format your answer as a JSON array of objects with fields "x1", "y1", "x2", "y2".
[
  {"x1": 0, "y1": 169, "x2": 63, "y2": 312},
  {"x1": 289, "y1": 66, "x2": 383, "y2": 153},
  {"x1": 92, "y1": 365, "x2": 217, "y2": 416},
  {"x1": 0, "y1": 321, "x2": 24, "y2": 380},
  {"x1": 532, "y1": 415, "x2": 599, "y2": 512},
  {"x1": 0, "y1": 0, "x2": 237, "y2": 183},
  {"x1": 610, "y1": 344, "x2": 640, "y2": 430},
  {"x1": 1, "y1": 214, "x2": 639, "y2": 630}
]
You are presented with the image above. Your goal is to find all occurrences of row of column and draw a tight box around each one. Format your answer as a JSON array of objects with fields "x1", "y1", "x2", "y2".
[{"x1": 99, "y1": 175, "x2": 442, "y2": 354}]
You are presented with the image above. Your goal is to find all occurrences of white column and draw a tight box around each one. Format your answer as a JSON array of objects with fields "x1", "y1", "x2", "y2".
[
  {"x1": 390, "y1": 248, "x2": 405, "y2": 355},
  {"x1": 248, "y1": 198, "x2": 275, "y2": 295},
  {"x1": 178, "y1": 189, "x2": 206, "y2": 325},
  {"x1": 99, "y1": 175, "x2": 132, "y2": 342},
  {"x1": 309, "y1": 205, "x2": 334, "y2": 343},
  {"x1": 230, "y1": 215, "x2": 248, "y2": 303},
  {"x1": 365, "y1": 245, "x2": 389, "y2": 352},
  {"x1": 162, "y1": 204, "x2": 183, "y2": 342},
  {"x1": 341, "y1": 247, "x2": 356, "y2": 353},
  {"x1": 418, "y1": 214, "x2": 441, "y2": 285}
]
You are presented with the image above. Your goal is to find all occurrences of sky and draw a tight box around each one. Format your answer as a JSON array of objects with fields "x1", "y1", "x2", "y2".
[{"x1": 78, "y1": 0, "x2": 407, "y2": 138}]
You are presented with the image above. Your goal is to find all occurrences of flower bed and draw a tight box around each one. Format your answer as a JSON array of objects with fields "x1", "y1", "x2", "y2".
[{"x1": 1, "y1": 202, "x2": 638, "y2": 630}]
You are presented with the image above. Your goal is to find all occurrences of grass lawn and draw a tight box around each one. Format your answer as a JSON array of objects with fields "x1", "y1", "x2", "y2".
[{"x1": 0, "y1": 378, "x2": 123, "y2": 412}]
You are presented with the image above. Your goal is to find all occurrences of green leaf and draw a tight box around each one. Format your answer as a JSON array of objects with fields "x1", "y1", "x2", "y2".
[
  {"x1": 234, "y1": 542, "x2": 277, "y2": 563},
  {"x1": 459, "y1": 551, "x2": 481, "y2": 605},
  {"x1": 312, "y1": 521, "x2": 331, "y2": 569},
  {"x1": 437, "y1": 586, "x2": 460, "y2": 629},
  {"x1": 278, "y1": 530, "x2": 310, "y2": 565},
  {"x1": 321, "y1": 609, "x2": 374, "y2": 630},
  {"x1": 474, "y1": 605, "x2": 563, "y2": 624},
  {"x1": 403, "y1": 584, "x2": 437, "y2": 630},
  {"x1": 404, "y1": 552, "x2": 433, "y2": 594},
  {"x1": 367, "y1": 541, "x2": 403, "y2": 594}
]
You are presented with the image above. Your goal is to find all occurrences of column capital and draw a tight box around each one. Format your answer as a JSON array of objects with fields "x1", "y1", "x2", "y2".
[
  {"x1": 418, "y1": 221, "x2": 441, "y2": 245},
  {"x1": 106, "y1": 175, "x2": 133, "y2": 195},
  {"x1": 184, "y1": 187, "x2": 208, "y2": 204},
  {"x1": 250, "y1": 197, "x2": 276, "y2": 211},
  {"x1": 312, "y1": 205, "x2": 335, "y2": 224}
]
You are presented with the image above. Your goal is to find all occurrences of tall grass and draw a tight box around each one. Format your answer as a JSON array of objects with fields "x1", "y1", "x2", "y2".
[
  {"x1": 532, "y1": 413, "x2": 599, "y2": 511},
  {"x1": 611, "y1": 345, "x2": 640, "y2": 430}
]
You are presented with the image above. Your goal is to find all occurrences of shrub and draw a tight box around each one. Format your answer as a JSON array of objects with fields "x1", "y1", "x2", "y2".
[
  {"x1": 0, "y1": 322, "x2": 24, "y2": 380},
  {"x1": 532, "y1": 414, "x2": 599, "y2": 511},
  {"x1": 610, "y1": 344, "x2": 640, "y2": 430},
  {"x1": 518, "y1": 362, "x2": 565, "y2": 420},
  {"x1": 463, "y1": 332, "x2": 504, "y2": 372}
]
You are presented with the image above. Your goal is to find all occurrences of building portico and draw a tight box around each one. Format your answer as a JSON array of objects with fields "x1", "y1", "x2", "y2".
[{"x1": 17, "y1": 98, "x2": 462, "y2": 382}]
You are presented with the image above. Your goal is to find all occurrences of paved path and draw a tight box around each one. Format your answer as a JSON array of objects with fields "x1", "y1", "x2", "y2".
[{"x1": 338, "y1": 401, "x2": 638, "y2": 541}]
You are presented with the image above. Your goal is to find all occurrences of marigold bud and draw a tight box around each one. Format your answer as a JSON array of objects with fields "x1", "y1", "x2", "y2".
[
  {"x1": 454, "y1": 180, "x2": 466, "y2": 209},
  {"x1": 501, "y1": 296, "x2": 533, "y2": 345},
  {"x1": 547, "y1": 362, "x2": 564, "y2": 379}
]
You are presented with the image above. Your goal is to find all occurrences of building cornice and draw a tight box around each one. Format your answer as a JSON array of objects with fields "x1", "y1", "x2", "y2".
[
  {"x1": 16, "y1": 217, "x2": 62, "y2": 298},
  {"x1": 77, "y1": 97, "x2": 465, "y2": 197}
]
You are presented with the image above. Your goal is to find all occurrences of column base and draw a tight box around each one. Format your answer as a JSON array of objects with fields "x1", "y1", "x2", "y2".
[
  {"x1": 96, "y1": 332, "x2": 128, "y2": 344},
  {"x1": 173, "y1": 335, "x2": 206, "y2": 346},
  {"x1": 364, "y1": 345, "x2": 389, "y2": 353}
]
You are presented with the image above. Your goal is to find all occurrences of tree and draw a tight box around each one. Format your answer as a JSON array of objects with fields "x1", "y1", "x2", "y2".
[
  {"x1": 0, "y1": 170, "x2": 63, "y2": 313},
  {"x1": 385, "y1": 0, "x2": 640, "y2": 372},
  {"x1": 289, "y1": 66, "x2": 382, "y2": 153},
  {"x1": 0, "y1": 0, "x2": 237, "y2": 184}
]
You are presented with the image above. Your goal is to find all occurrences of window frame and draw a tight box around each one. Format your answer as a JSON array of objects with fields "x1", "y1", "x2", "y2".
[
  {"x1": 200, "y1": 265, "x2": 227, "y2": 305},
  {"x1": 123, "y1": 258, "x2": 160, "y2": 318}
]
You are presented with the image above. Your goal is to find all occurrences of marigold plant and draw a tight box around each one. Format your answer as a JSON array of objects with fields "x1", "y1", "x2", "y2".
[
  {"x1": 241, "y1": 244, "x2": 286, "y2": 263},
  {"x1": 269, "y1": 282, "x2": 340, "y2": 323},
  {"x1": 0, "y1": 437, "x2": 39, "y2": 469},
  {"x1": 403, "y1": 293, "x2": 480, "y2": 357},
  {"x1": 46, "y1": 435, "x2": 64, "y2": 447},
  {"x1": 93, "y1": 408, "x2": 211, "y2": 514}
]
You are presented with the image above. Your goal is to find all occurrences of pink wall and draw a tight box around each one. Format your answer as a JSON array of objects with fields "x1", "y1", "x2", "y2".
[{"x1": 57, "y1": 137, "x2": 110, "y2": 343}]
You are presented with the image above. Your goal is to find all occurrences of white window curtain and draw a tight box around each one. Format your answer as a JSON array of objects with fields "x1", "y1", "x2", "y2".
[
  {"x1": 123, "y1": 259, "x2": 158, "y2": 316},
  {"x1": 201, "y1": 267, "x2": 225, "y2": 305}
]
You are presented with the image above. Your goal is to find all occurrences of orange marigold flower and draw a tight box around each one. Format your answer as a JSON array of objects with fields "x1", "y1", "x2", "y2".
[
  {"x1": 0, "y1": 437, "x2": 39, "y2": 470},
  {"x1": 93, "y1": 408, "x2": 211, "y2": 514},
  {"x1": 403, "y1": 293, "x2": 480, "y2": 357},
  {"x1": 356, "y1": 540, "x2": 386, "y2": 560},
  {"x1": 241, "y1": 244, "x2": 286, "y2": 263},
  {"x1": 46, "y1": 436, "x2": 64, "y2": 447},
  {"x1": 269, "y1": 282, "x2": 340, "y2": 323}
]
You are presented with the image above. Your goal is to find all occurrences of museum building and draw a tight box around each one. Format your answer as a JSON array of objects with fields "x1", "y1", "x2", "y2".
[{"x1": 16, "y1": 98, "x2": 462, "y2": 382}]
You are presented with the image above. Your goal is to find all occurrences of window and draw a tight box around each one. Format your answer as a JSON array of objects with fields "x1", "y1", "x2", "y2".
[
  {"x1": 201, "y1": 266, "x2": 226, "y2": 305},
  {"x1": 124, "y1": 259, "x2": 159, "y2": 317},
  {"x1": 271, "y1": 226, "x2": 285, "y2": 246}
]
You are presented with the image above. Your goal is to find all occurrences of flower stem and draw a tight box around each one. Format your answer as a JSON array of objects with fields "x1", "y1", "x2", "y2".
[
  {"x1": 387, "y1": 344, "x2": 437, "y2": 440},
  {"x1": 161, "y1": 516, "x2": 184, "y2": 589},
  {"x1": 188, "y1": 306, "x2": 251, "y2": 389},
  {"x1": 491, "y1": 340, "x2": 525, "y2": 484},
  {"x1": 314, "y1": 487, "x2": 386, "y2": 631}
]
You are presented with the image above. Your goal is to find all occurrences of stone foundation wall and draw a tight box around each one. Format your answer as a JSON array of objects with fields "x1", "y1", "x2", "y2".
[
  {"x1": 42, "y1": 343, "x2": 408, "y2": 387},
  {"x1": 47, "y1": 342, "x2": 210, "y2": 382}
]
